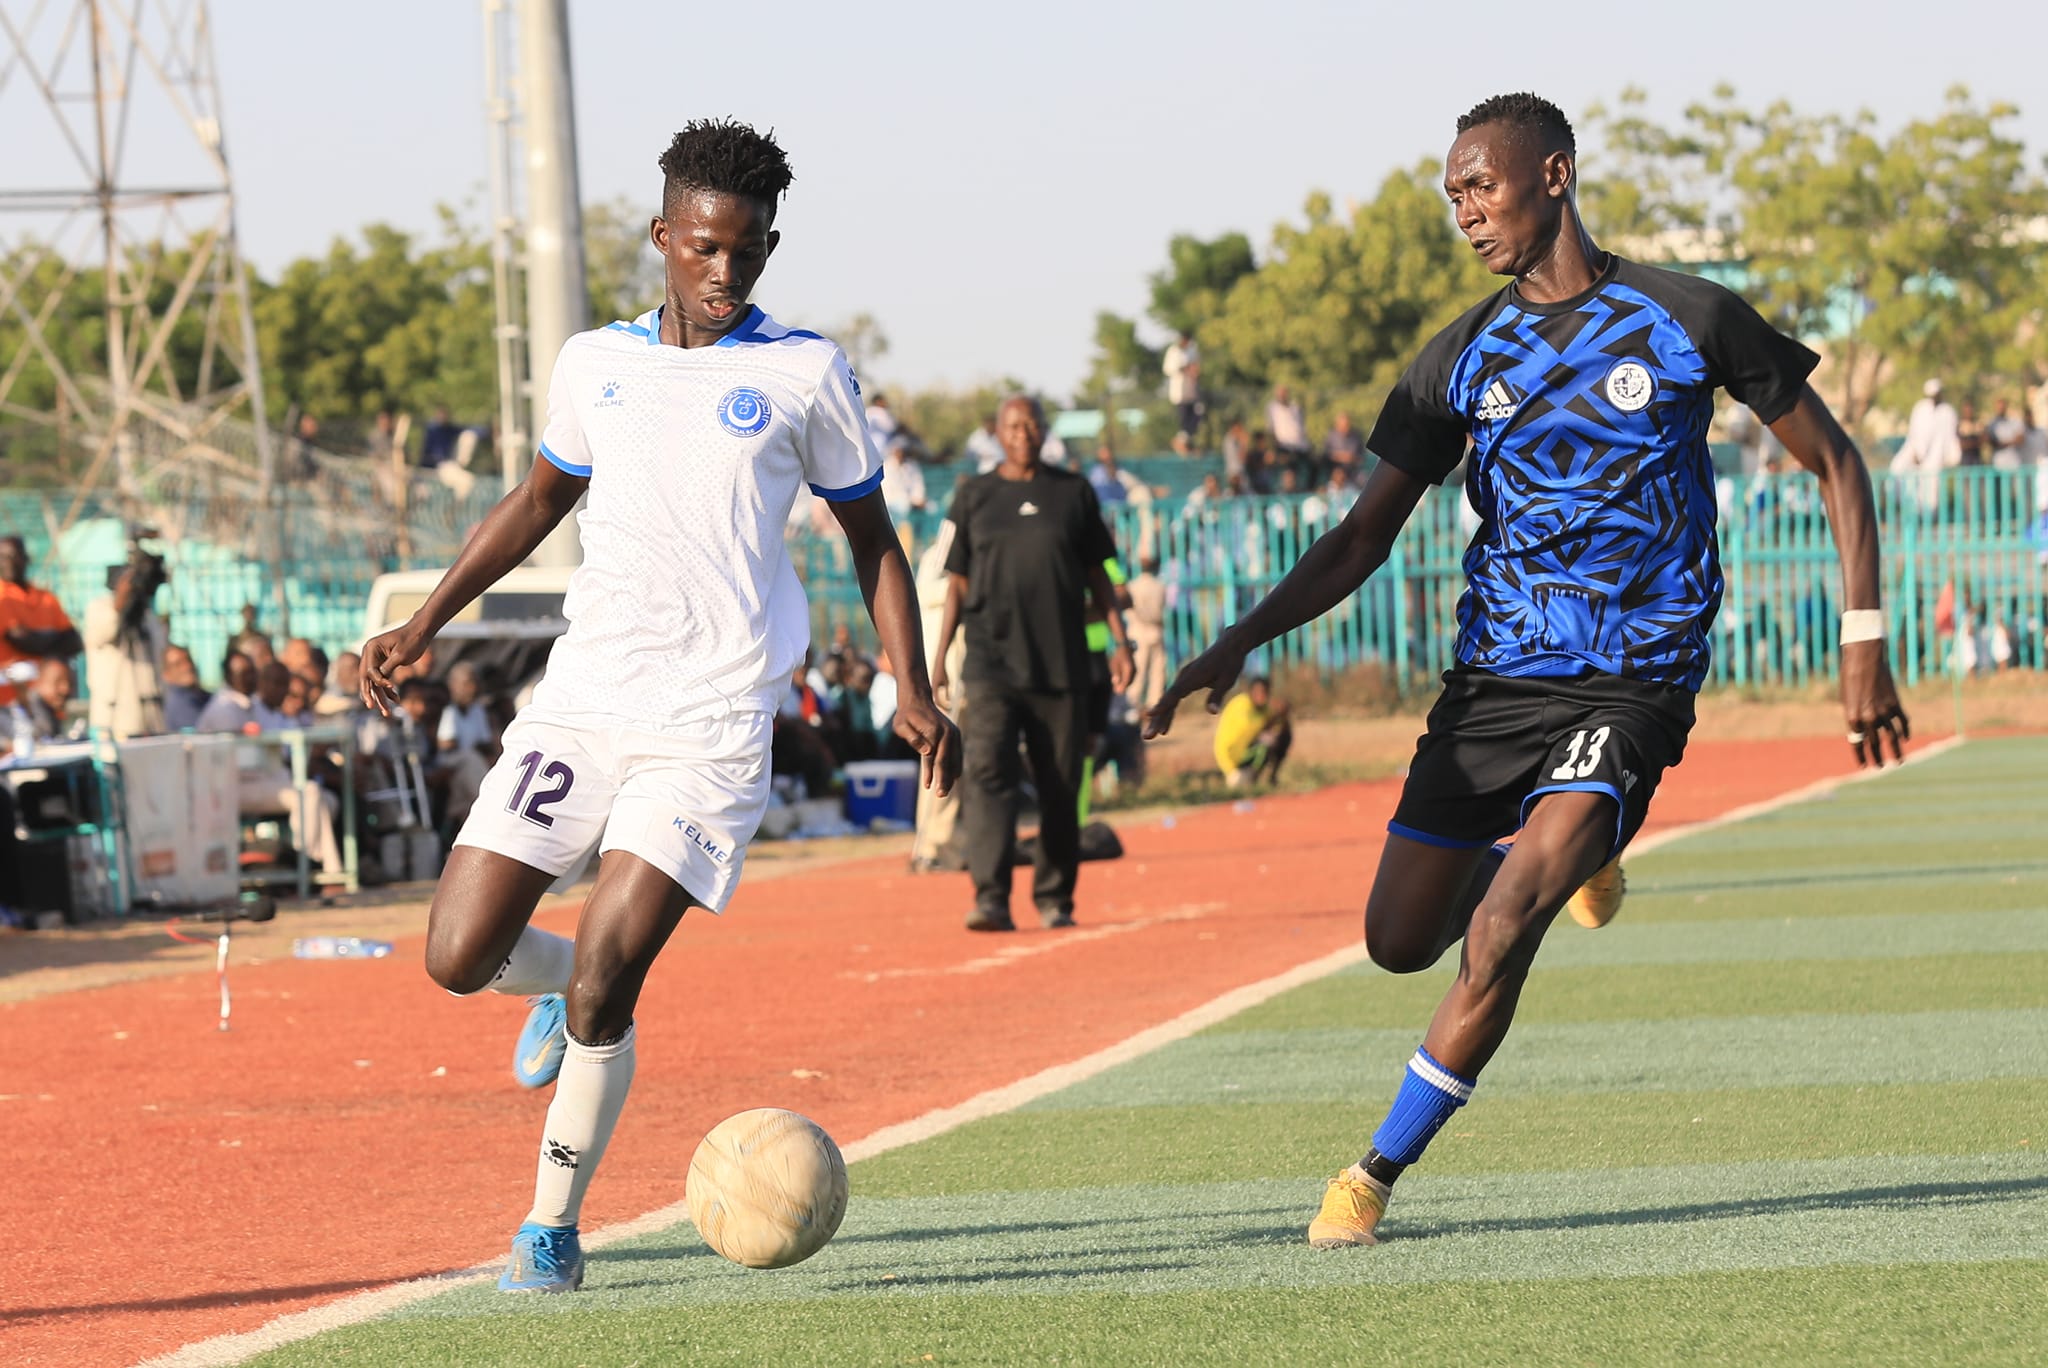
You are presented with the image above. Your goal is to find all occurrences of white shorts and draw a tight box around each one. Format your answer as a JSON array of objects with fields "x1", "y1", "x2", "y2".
[{"x1": 452, "y1": 707, "x2": 773, "y2": 913}]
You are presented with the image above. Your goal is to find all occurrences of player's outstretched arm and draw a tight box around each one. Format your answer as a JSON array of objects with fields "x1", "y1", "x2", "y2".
[
  {"x1": 359, "y1": 459, "x2": 586, "y2": 714},
  {"x1": 1769, "y1": 385, "x2": 1910, "y2": 766},
  {"x1": 1143, "y1": 461, "x2": 1428, "y2": 739},
  {"x1": 829, "y1": 491, "x2": 961, "y2": 797}
]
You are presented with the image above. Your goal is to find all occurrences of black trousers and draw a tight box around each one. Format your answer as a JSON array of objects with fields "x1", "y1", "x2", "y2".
[{"x1": 962, "y1": 680, "x2": 1086, "y2": 915}]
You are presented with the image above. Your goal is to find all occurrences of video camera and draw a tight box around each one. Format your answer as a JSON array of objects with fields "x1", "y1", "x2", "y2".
[{"x1": 109, "y1": 528, "x2": 169, "y2": 635}]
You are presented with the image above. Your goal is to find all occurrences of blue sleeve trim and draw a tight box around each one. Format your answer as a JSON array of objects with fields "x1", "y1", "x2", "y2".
[
  {"x1": 809, "y1": 466, "x2": 885, "y2": 502},
  {"x1": 1518, "y1": 781, "x2": 1627, "y2": 859},
  {"x1": 538, "y1": 441, "x2": 591, "y2": 478},
  {"x1": 1386, "y1": 821, "x2": 1493, "y2": 850}
]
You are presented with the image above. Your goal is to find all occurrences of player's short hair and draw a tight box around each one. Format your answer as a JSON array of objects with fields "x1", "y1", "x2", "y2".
[
  {"x1": 657, "y1": 119, "x2": 795, "y2": 220},
  {"x1": 1456, "y1": 92, "x2": 1575, "y2": 156}
]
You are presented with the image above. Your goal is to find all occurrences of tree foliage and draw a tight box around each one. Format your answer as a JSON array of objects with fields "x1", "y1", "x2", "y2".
[
  {"x1": 1097, "y1": 87, "x2": 2046, "y2": 441},
  {"x1": 1580, "y1": 86, "x2": 2048, "y2": 425}
]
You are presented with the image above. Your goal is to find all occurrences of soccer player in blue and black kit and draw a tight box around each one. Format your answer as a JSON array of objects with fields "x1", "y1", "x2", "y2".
[{"x1": 1145, "y1": 93, "x2": 1909, "y2": 1246}]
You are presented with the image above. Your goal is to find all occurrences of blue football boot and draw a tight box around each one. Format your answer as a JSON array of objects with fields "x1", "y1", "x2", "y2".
[
  {"x1": 513, "y1": 993, "x2": 568, "y2": 1089},
  {"x1": 498, "y1": 1221, "x2": 584, "y2": 1292}
]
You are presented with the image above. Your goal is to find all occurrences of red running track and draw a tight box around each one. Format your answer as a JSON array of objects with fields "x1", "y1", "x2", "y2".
[{"x1": 0, "y1": 736, "x2": 1879, "y2": 1366}]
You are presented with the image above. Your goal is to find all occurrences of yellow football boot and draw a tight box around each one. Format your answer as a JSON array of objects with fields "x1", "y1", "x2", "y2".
[
  {"x1": 1565, "y1": 857, "x2": 1626, "y2": 929},
  {"x1": 1307, "y1": 1172, "x2": 1391, "y2": 1248}
]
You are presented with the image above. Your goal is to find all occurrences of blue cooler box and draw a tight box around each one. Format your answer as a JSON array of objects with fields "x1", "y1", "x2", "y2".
[{"x1": 843, "y1": 760, "x2": 919, "y2": 827}]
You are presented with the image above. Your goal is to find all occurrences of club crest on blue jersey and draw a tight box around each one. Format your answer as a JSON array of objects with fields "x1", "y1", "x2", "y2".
[
  {"x1": 1604, "y1": 360, "x2": 1655, "y2": 413},
  {"x1": 718, "y1": 386, "x2": 773, "y2": 437}
]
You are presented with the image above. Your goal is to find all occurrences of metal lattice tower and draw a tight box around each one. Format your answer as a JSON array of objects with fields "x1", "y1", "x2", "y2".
[{"x1": 0, "y1": 0, "x2": 277, "y2": 534}]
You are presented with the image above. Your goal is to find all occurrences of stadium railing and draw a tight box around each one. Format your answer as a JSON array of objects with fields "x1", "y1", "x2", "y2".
[{"x1": 7, "y1": 468, "x2": 2040, "y2": 699}]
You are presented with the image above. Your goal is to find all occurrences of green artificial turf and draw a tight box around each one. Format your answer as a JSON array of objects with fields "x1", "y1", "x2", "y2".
[{"x1": 242, "y1": 738, "x2": 2048, "y2": 1367}]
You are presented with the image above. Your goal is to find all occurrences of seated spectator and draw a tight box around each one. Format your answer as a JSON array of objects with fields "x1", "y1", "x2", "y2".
[
  {"x1": 772, "y1": 662, "x2": 837, "y2": 799},
  {"x1": 232, "y1": 629, "x2": 276, "y2": 670},
  {"x1": 433, "y1": 663, "x2": 497, "y2": 826},
  {"x1": 252, "y1": 662, "x2": 297, "y2": 731},
  {"x1": 300, "y1": 644, "x2": 331, "y2": 697},
  {"x1": 316, "y1": 651, "x2": 364, "y2": 717},
  {"x1": 280, "y1": 637, "x2": 319, "y2": 685},
  {"x1": 1088, "y1": 444, "x2": 1136, "y2": 505},
  {"x1": 1243, "y1": 430, "x2": 1274, "y2": 493},
  {"x1": 0, "y1": 535, "x2": 82, "y2": 710},
  {"x1": 1323, "y1": 411, "x2": 1365, "y2": 486},
  {"x1": 1213, "y1": 677, "x2": 1293, "y2": 789},
  {"x1": 835, "y1": 657, "x2": 879, "y2": 763},
  {"x1": 869, "y1": 649, "x2": 901, "y2": 755},
  {"x1": 198, "y1": 655, "x2": 345, "y2": 882},
  {"x1": 1184, "y1": 472, "x2": 1226, "y2": 517},
  {"x1": 194, "y1": 651, "x2": 259, "y2": 733},
  {"x1": 881, "y1": 436, "x2": 927, "y2": 520},
  {"x1": 1267, "y1": 385, "x2": 1311, "y2": 473},
  {"x1": 419, "y1": 406, "x2": 461, "y2": 469},
  {"x1": 25, "y1": 658, "x2": 82, "y2": 741},
  {"x1": 161, "y1": 644, "x2": 211, "y2": 731}
]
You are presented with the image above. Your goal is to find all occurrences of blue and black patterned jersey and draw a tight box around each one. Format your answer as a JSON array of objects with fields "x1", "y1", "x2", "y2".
[{"x1": 1369, "y1": 256, "x2": 1818, "y2": 692}]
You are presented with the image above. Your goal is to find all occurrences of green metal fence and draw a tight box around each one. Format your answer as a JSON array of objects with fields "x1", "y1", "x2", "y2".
[
  {"x1": 7, "y1": 468, "x2": 2042, "y2": 696},
  {"x1": 829, "y1": 467, "x2": 2047, "y2": 694}
]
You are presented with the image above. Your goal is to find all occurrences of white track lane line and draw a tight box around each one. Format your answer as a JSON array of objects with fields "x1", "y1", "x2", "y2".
[{"x1": 136, "y1": 736, "x2": 1962, "y2": 1367}]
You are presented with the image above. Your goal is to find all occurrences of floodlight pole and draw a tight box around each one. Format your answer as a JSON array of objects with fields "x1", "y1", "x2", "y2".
[
  {"x1": 518, "y1": 0, "x2": 589, "y2": 567},
  {"x1": 482, "y1": 0, "x2": 529, "y2": 493}
]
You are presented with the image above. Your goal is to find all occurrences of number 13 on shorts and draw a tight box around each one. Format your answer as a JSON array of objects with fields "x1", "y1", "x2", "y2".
[{"x1": 1550, "y1": 726, "x2": 1610, "y2": 781}]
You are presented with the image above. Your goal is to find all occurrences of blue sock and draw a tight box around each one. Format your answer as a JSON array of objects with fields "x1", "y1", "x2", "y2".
[{"x1": 1369, "y1": 1046, "x2": 1476, "y2": 1166}]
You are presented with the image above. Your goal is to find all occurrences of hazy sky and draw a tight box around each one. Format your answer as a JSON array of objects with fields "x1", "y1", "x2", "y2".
[{"x1": 11, "y1": 0, "x2": 2046, "y2": 396}]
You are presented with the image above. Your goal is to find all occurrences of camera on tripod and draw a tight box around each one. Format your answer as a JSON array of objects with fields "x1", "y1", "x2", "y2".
[{"x1": 109, "y1": 528, "x2": 169, "y2": 633}]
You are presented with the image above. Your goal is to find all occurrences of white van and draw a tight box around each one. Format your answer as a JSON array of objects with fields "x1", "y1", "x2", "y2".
[
  {"x1": 361, "y1": 566, "x2": 575, "y2": 702},
  {"x1": 361, "y1": 565, "x2": 575, "y2": 642}
]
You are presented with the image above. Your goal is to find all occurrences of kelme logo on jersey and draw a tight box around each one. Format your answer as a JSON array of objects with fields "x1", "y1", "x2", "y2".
[
  {"x1": 1474, "y1": 379, "x2": 1522, "y2": 422},
  {"x1": 596, "y1": 379, "x2": 624, "y2": 409},
  {"x1": 1604, "y1": 360, "x2": 1655, "y2": 413},
  {"x1": 717, "y1": 386, "x2": 773, "y2": 437}
]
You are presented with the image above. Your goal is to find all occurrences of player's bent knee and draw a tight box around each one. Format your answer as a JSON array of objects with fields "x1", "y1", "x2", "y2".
[
  {"x1": 564, "y1": 979, "x2": 638, "y2": 1044},
  {"x1": 1363, "y1": 916, "x2": 1441, "y2": 974},
  {"x1": 422, "y1": 922, "x2": 512, "y2": 996}
]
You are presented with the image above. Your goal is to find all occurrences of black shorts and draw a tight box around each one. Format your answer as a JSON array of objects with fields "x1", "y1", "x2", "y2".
[
  {"x1": 1176, "y1": 400, "x2": 1203, "y2": 436},
  {"x1": 1389, "y1": 666, "x2": 1695, "y2": 859}
]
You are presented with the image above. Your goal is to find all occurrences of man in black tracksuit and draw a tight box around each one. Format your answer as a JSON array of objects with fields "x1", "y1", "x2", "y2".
[{"x1": 932, "y1": 395, "x2": 1133, "y2": 931}]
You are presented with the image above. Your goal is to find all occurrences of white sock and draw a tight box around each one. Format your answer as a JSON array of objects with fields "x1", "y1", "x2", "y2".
[
  {"x1": 489, "y1": 926, "x2": 575, "y2": 996},
  {"x1": 525, "y1": 1025, "x2": 636, "y2": 1228}
]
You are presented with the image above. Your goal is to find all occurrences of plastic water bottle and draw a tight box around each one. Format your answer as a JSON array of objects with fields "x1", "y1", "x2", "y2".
[
  {"x1": 10, "y1": 704, "x2": 35, "y2": 763},
  {"x1": 293, "y1": 936, "x2": 394, "y2": 959}
]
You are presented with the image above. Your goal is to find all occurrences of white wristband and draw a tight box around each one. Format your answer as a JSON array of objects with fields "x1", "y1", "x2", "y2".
[{"x1": 1840, "y1": 610, "x2": 1885, "y2": 645}]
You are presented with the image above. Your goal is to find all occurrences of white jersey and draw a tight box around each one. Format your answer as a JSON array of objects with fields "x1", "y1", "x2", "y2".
[{"x1": 529, "y1": 305, "x2": 882, "y2": 729}]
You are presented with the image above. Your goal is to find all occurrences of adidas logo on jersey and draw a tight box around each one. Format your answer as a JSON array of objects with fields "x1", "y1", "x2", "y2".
[{"x1": 1474, "y1": 379, "x2": 1522, "y2": 422}]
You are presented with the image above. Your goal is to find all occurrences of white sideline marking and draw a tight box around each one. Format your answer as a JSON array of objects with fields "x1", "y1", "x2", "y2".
[
  {"x1": 844, "y1": 903, "x2": 1225, "y2": 981},
  {"x1": 135, "y1": 738, "x2": 1963, "y2": 1367}
]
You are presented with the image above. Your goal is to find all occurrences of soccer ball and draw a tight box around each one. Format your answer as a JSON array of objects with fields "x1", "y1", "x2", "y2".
[{"x1": 687, "y1": 1107, "x2": 848, "y2": 1269}]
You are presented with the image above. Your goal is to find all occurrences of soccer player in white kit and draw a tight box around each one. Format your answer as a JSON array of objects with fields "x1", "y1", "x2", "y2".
[{"x1": 359, "y1": 120, "x2": 960, "y2": 1293}]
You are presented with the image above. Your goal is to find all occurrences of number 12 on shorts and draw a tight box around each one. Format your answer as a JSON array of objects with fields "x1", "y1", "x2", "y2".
[
  {"x1": 1550, "y1": 726, "x2": 1610, "y2": 781},
  {"x1": 507, "y1": 750, "x2": 575, "y2": 827}
]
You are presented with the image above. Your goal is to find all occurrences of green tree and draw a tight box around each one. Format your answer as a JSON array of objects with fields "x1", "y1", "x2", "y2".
[
  {"x1": 252, "y1": 211, "x2": 496, "y2": 428},
  {"x1": 1578, "y1": 86, "x2": 1712, "y2": 248},
  {"x1": 1148, "y1": 231, "x2": 1257, "y2": 337},
  {"x1": 1580, "y1": 87, "x2": 2048, "y2": 426},
  {"x1": 1196, "y1": 167, "x2": 1496, "y2": 431},
  {"x1": 583, "y1": 195, "x2": 664, "y2": 322}
]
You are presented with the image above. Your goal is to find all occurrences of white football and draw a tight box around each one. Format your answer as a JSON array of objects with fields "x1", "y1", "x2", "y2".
[{"x1": 687, "y1": 1107, "x2": 848, "y2": 1269}]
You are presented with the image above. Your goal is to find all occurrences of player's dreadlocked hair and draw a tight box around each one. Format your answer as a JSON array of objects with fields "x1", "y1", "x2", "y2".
[
  {"x1": 657, "y1": 119, "x2": 795, "y2": 220},
  {"x1": 1456, "y1": 93, "x2": 1575, "y2": 155}
]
